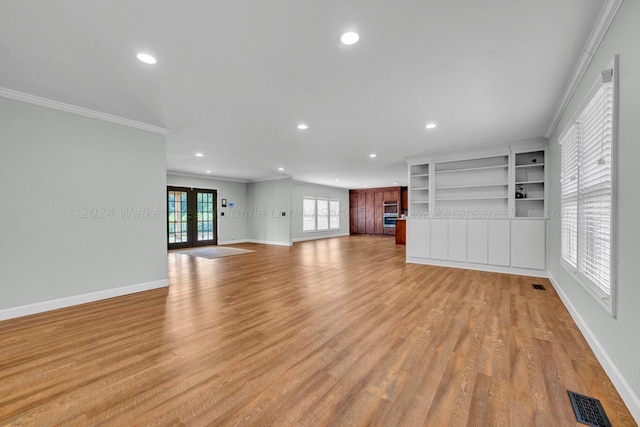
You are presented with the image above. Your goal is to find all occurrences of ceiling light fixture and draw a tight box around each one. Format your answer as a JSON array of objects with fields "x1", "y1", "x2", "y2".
[
  {"x1": 136, "y1": 53, "x2": 157, "y2": 65},
  {"x1": 369, "y1": 153, "x2": 377, "y2": 158},
  {"x1": 297, "y1": 124, "x2": 309, "y2": 130},
  {"x1": 363, "y1": 185, "x2": 368, "y2": 188},
  {"x1": 195, "y1": 152, "x2": 204, "y2": 157},
  {"x1": 340, "y1": 32, "x2": 360, "y2": 46},
  {"x1": 426, "y1": 123, "x2": 437, "y2": 129},
  {"x1": 393, "y1": 182, "x2": 398, "y2": 185},
  {"x1": 278, "y1": 167, "x2": 284, "y2": 171},
  {"x1": 205, "y1": 170, "x2": 212, "y2": 174}
]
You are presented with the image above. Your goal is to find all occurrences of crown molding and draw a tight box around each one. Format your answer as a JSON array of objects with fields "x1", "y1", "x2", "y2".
[
  {"x1": 291, "y1": 180, "x2": 350, "y2": 190},
  {"x1": 248, "y1": 175, "x2": 293, "y2": 184},
  {"x1": 0, "y1": 87, "x2": 170, "y2": 135},
  {"x1": 545, "y1": 0, "x2": 623, "y2": 139},
  {"x1": 166, "y1": 170, "x2": 249, "y2": 183}
]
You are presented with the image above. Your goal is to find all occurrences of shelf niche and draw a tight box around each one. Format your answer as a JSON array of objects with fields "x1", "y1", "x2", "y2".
[
  {"x1": 409, "y1": 164, "x2": 430, "y2": 217},
  {"x1": 514, "y1": 150, "x2": 545, "y2": 218},
  {"x1": 433, "y1": 155, "x2": 509, "y2": 218}
]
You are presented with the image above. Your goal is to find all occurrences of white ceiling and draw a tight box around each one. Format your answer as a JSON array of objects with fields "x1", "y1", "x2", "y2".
[{"x1": 0, "y1": 0, "x2": 605, "y2": 188}]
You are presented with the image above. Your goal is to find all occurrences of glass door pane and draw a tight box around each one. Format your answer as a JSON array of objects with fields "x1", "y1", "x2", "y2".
[
  {"x1": 196, "y1": 192, "x2": 215, "y2": 242},
  {"x1": 168, "y1": 190, "x2": 189, "y2": 244}
]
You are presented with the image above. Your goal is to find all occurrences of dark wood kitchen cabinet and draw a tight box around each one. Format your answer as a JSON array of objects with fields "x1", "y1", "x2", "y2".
[
  {"x1": 349, "y1": 192, "x2": 358, "y2": 232},
  {"x1": 349, "y1": 186, "x2": 401, "y2": 235},
  {"x1": 401, "y1": 186, "x2": 409, "y2": 214},
  {"x1": 395, "y1": 218, "x2": 406, "y2": 245},
  {"x1": 357, "y1": 192, "x2": 366, "y2": 233}
]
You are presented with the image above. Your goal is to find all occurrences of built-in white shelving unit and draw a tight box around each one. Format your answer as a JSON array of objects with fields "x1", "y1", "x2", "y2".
[
  {"x1": 406, "y1": 140, "x2": 549, "y2": 274},
  {"x1": 408, "y1": 146, "x2": 547, "y2": 219}
]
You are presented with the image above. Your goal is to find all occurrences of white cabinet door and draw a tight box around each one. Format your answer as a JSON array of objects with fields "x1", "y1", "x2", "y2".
[
  {"x1": 406, "y1": 218, "x2": 430, "y2": 259},
  {"x1": 467, "y1": 220, "x2": 488, "y2": 264},
  {"x1": 448, "y1": 220, "x2": 467, "y2": 262},
  {"x1": 430, "y1": 219, "x2": 448, "y2": 260},
  {"x1": 511, "y1": 220, "x2": 546, "y2": 270},
  {"x1": 488, "y1": 220, "x2": 510, "y2": 266}
]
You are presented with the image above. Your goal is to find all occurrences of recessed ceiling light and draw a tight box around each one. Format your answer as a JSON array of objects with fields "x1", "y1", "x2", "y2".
[
  {"x1": 278, "y1": 167, "x2": 284, "y2": 171},
  {"x1": 297, "y1": 123, "x2": 309, "y2": 130},
  {"x1": 340, "y1": 32, "x2": 360, "y2": 46},
  {"x1": 393, "y1": 182, "x2": 398, "y2": 185},
  {"x1": 136, "y1": 53, "x2": 157, "y2": 65},
  {"x1": 363, "y1": 185, "x2": 367, "y2": 188},
  {"x1": 335, "y1": 179, "x2": 340, "y2": 182},
  {"x1": 205, "y1": 170, "x2": 212, "y2": 174},
  {"x1": 369, "y1": 153, "x2": 377, "y2": 158},
  {"x1": 426, "y1": 123, "x2": 437, "y2": 129},
  {"x1": 195, "y1": 152, "x2": 204, "y2": 157}
]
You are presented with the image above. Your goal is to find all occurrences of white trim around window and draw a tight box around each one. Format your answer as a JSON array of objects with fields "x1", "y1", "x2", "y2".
[{"x1": 558, "y1": 56, "x2": 618, "y2": 317}]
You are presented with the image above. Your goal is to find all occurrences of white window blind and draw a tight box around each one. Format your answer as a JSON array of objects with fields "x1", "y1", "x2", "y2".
[
  {"x1": 577, "y1": 72, "x2": 613, "y2": 297},
  {"x1": 559, "y1": 63, "x2": 616, "y2": 315},
  {"x1": 317, "y1": 199, "x2": 329, "y2": 230},
  {"x1": 329, "y1": 200, "x2": 340, "y2": 229},
  {"x1": 560, "y1": 124, "x2": 578, "y2": 268},
  {"x1": 303, "y1": 197, "x2": 316, "y2": 231}
]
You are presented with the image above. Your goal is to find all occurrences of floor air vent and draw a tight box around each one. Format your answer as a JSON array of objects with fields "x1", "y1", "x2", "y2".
[
  {"x1": 567, "y1": 390, "x2": 612, "y2": 427},
  {"x1": 532, "y1": 283, "x2": 546, "y2": 290}
]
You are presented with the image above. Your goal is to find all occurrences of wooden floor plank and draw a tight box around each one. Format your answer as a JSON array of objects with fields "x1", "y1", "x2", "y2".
[{"x1": 0, "y1": 235, "x2": 636, "y2": 426}]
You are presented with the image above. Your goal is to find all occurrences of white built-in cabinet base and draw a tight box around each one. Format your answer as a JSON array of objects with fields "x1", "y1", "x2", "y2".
[{"x1": 406, "y1": 218, "x2": 546, "y2": 277}]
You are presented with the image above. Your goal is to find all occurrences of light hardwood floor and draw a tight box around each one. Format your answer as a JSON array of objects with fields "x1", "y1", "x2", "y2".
[{"x1": 0, "y1": 235, "x2": 636, "y2": 426}]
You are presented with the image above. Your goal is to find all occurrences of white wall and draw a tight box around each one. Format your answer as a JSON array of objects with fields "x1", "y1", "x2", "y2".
[
  {"x1": 0, "y1": 97, "x2": 168, "y2": 318},
  {"x1": 166, "y1": 174, "x2": 248, "y2": 244},
  {"x1": 291, "y1": 181, "x2": 350, "y2": 242},
  {"x1": 548, "y1": 0, "x2": 640, "y2": 419},
  {"x1": 246, "y1": 178, "x2": 292, "y2": 246}
]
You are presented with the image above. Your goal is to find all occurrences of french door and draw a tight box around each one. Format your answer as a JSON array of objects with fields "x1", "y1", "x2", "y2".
[{"x1": 167, "y1": 186, "x2": 217, "y2": 249}]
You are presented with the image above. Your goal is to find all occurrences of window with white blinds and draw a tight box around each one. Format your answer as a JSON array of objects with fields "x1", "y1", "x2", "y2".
[
  {"x1": 329, "y1": 200, "x2": 340, "y2": 230},
  {"x1": 559, "y1": 61, "x2": 617, "y2": 316},
  {"x1": 303, "y1": 197, "x2": 340, "y2": 232},
  {"x1": 317, "y1": 199, "x2": 329, "y2": 230},
  {"x1": 303, "y1": 197, "x2": 316, "y2": 232}
]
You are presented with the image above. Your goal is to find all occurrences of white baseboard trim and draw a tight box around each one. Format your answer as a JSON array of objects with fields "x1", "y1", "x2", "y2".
[
  {"x1": 292, "y1": 233, "x2": 350, "y2": 243},
  {"x1": 548, "y1": 272, "x2": 640, "y2": 422},
  {"x1": 406, "y1": 256, "x2": 548, "y2": 278},
  {"x1": 246, "y1": 239, "x2": 293, "y2": 247},
  {"x1": 0, "y1": 279, "x2": 169, "y2": 322},
  {"x1": 217, "y1": 239, "x2": 249, "y2": 245}
]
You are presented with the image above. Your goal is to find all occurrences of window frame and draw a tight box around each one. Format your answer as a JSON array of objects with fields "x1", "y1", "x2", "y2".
[{"x1": 558, "y1": 57, "x2": 619, "y2": 317}]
